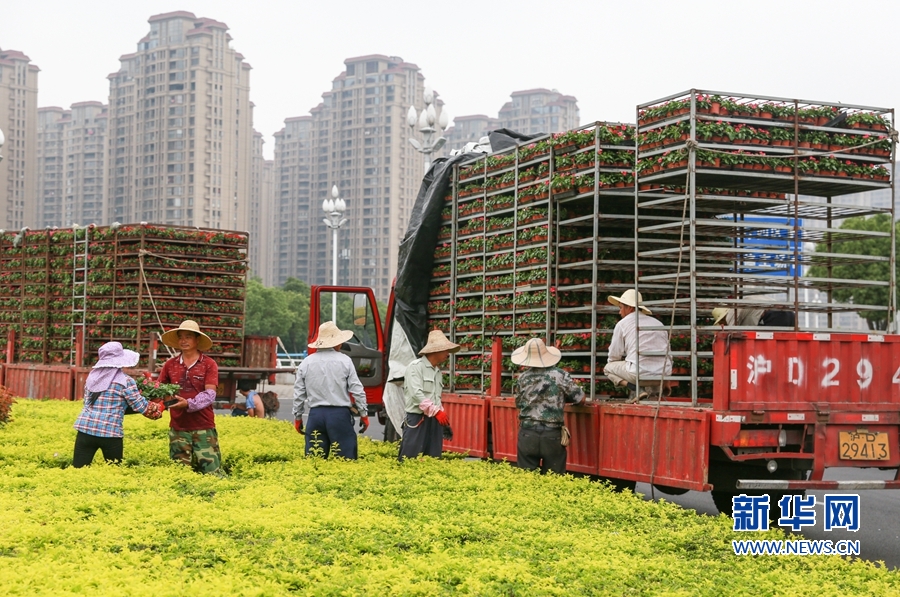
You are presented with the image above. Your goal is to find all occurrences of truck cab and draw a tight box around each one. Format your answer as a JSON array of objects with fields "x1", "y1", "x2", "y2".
[{"x1": 307, "y1": 285, "x2": 388, "y2": 414}]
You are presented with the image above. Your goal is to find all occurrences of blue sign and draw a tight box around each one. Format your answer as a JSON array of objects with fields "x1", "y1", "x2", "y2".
[
  {"x1": 736, "y1": 216, "x2": 803, "y2": 277},
  {"x1": 731, "y1": 493, "x2": 860, "y2": 532}
]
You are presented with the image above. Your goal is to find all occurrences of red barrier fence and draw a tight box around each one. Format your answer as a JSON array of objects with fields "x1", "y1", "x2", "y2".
[
  {"x1": 441, "y1": 394, "x2": 491, "y2": 458},
  {"x1": 3, "y1": 364, "x2": 73, "y2": 400}
]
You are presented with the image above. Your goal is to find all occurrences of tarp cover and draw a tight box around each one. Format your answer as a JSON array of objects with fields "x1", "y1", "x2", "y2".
[
  {"x1": 391, "y1": 130, "x2": 544, "y2": 355},
  {"x1": 392, "y1": 153, "x2": 474, "y2": 355}
]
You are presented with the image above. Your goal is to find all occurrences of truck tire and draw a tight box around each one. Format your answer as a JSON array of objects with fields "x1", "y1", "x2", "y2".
[
  {"x1": 653, "y1": 484, "x2": 690, "y2": 496},
  {"x1": 383, "y1": 416, "x2": 401, "y2": 443},
  {"x1": 709, "y1": 461, "x2": 807, "y2": 519}
]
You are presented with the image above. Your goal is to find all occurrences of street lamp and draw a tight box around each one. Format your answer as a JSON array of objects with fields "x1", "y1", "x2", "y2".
[
  {"x1": 407, "y1": 84, "x2": 449, "y2": 173},
  {"x1": 322, "y1": 184, "x2": 347, "y2": 323},
  {"x1": 0, "y1": 127, "x2": 5, "y2": 164}
]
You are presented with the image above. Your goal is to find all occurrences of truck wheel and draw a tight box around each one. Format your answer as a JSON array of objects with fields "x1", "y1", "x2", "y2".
[
  {"x1": 711, "y1": 491, "x2": 738, "y2": 517},
  {"x1": 653, "y1": 484, "x2": 690, "y2": 496},
  {"x1": 709, "y1": 464, "x2": 807, "y2": 519},
  {"x1": 383, "y1": 417, "x2": 400, "y2": 443}
]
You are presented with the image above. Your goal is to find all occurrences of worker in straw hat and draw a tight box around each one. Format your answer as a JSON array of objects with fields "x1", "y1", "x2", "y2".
[
  {"x1": 511, "y1": 337, "x2": 585, "y2": 475},
  {"x1": 712, "y1": 306, "x2": 795, "y2": 328},
  {"x1": 157, "y1": 320, "x2": 223, "y2": 474},
  {"x1": 292, "y1": 321, "x2": 368, "y2": 459},
  {"x1": 398, "y1": 329, "x2": 459, "y2": 461},
  {"x1": 711, "y1": 307, "x2": 765, "y2": 327},
  {"x1": 603, "y1": 289, "x2": 672, "y2": 403},
  {"x1": 72, "y1": 341, "x2": 163, "y2": 468}
]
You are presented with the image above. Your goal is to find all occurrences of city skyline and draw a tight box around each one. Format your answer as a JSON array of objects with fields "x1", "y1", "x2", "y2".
[{"x1": 6, "y1": 1, "x2": 900, "y2": 161}]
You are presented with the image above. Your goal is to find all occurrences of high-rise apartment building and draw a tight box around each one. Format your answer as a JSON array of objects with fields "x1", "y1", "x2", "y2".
[
  {"x1": 444, "y1": 114, "x2": 499, "y2": 153},
  {"x1": 445, "y1": 89, "x2": 579, "y2": 152},
  {"x1": 498, "y1": 88, "x2": 579, "y2": 136},
  {"x1": 105, "y1": 11, "x2": 253, "y2": 230},
  {"x1": 273, "y1": 116, "x2": 313, "y2": 286},
  {"x1": 273, "y1": 55, "x2": 430, "y2": 300},
  {"x1": 36, "y1": 106, "x2": 68, "y2": 228},
  {"x1": 249, "y1": 130, "x2": 275, "y2": 285},
  {"x1": 0, "y1": 49, "x2": 39, "y2": 230},
  {"x1": 37, "y1": 102, "x2": 108, "y2": 228}
]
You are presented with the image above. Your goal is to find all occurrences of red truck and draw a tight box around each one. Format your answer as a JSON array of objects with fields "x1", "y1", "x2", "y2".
[{"x1": 308, "y1": 89, "x2": 899, "y2": 514}]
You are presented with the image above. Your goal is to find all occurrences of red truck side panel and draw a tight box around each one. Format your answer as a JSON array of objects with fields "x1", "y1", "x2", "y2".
[
  {"x1": 717, "y1": 332, "x2": 900, "y2": 411},
  {"x1": 4, "y1": 364, "x2": 73, "y2": 400},
  {"x1": 489, "y1": 398, "x2": 519, "y2": 463},
  {"x1": 565, "y1": 403, "x2": 603, "y2": 474},
  {"x1": 598, "y1": 404, "x2": 711, "y2": 491},
  {"x1": 441, "y1": 394, "x2": 490, "y2": 458}
]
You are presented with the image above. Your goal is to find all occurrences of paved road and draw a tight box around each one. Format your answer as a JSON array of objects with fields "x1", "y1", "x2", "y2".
[{"x1": 229, "y1": 383, "x2": 899, "y2": 569}]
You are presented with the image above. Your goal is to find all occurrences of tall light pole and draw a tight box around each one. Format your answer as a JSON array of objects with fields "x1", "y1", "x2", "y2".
[
  {"x1": 0, "y1": 127, "x2": 5, "y2": 164},
  {"x1": 322, "y1": 184, "x2": 347, "y2": 323},
  {"x1": 407, "y1": 84, "x2": 449, "y2": 173}
]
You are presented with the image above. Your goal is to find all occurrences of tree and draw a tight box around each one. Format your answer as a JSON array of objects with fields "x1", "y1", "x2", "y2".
[
  {"x1": 807, "y1": 214, "x2": 896, "y2": 330},
  {"x1": 245, "y1": 277, "x2": 390, "y2": 352},
  {"x1": 244, "y1": 278, "x2": 311, "y2": 353}
]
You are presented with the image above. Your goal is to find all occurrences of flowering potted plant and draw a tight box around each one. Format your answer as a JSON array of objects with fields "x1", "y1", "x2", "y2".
[{"x1": 134, "y1": 373, "x2": 181, "y2": 406}]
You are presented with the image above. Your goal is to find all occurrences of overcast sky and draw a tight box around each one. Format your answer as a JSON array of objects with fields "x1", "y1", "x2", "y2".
[{"x1": 4, "y1": 0, "x2": 899, "y2": 159}]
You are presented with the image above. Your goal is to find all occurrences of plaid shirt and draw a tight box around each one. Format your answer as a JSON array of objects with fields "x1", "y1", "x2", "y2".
[{"x1": 73, "y1": 378, "x2": 150, "y2": 438}]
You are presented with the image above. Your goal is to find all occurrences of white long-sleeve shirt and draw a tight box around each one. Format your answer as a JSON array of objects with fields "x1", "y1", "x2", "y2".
[
  {"x1": 292, "y1": 348, "x2": 367, "y2": 419},
  {"x1": 607, "y1": 311, "x2": 672, "y2": 376}
]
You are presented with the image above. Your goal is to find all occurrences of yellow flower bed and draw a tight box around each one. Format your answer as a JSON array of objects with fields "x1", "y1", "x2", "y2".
[{"x1": 0, "y1": 400, "x2": 898, "y2": 596}]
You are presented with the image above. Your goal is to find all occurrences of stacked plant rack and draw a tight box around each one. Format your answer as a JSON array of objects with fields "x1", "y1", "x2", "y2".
[
  {"x1": 0, "y1": 224, "x2": 249, "y2": 369},
  {"x1": 634, "y1": 90, "x2": 895, "y2": 402},
  {"x1": 0, "y1": 229, "x2": 80, "y2": 364},
  {"x1": 428, "y1": 122, "x2": 637, "y2": 398}
]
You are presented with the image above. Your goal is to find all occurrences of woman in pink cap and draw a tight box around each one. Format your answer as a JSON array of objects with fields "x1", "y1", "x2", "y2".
[{"x1": 73, "y1": 341, "x2": 163, "y2": 467}]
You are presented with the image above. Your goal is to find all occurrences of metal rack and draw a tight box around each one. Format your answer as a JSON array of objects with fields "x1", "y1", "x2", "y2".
[
  {"x1": 427, "y1": 122, "x2": 638, "y2": 398},
  {"x1": 634, "y1": 89, "x2": 896, "y2": 403}
]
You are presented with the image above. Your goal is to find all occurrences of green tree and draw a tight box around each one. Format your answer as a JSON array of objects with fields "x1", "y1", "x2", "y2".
[
  {"x1": 807, "y1": 214, "x2": 896, "y2": 330},
  {"x1": 244, "y1": 277, "x2": 311, "y2": 353}
]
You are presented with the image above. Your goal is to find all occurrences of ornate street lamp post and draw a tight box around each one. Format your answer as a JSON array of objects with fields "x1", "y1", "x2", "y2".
[
  {"x1": 322, "y1": 184, "x2": 347, "y2": 323},
  {"x1": 407, "y1": 84, "x2": 449, "y2": 173}
]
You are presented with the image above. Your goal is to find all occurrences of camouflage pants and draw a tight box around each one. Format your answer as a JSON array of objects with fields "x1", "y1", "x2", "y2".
[{"x1": 169, "y1": 428, "x2": 222, "y2": 475}]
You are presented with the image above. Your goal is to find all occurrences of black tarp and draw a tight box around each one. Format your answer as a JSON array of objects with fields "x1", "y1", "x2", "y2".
[
  {"x1": 392, "y1": 153, "x2": 474, "y2": 354},
  {"x1": 392, "y1": 130, "x2": 545, "y2": 355}
]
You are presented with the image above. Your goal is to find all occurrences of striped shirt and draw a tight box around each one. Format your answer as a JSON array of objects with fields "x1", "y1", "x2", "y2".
[{"x1": 73, "y1": 378, "x2": 150, "y2": 438}]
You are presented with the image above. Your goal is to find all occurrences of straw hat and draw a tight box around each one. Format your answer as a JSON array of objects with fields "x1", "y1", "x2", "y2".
[
  {"x1": 418, "y1": 330, "x2": 461, "y2": 355},
  {"x1": 308, "y1": 321, "x2": 354, "y2": 349},
  {"x1": 608, "y1": 289, "x2": 651, "y2": 315},
  {"x1": 712, "y1": 308, "x2": 731, "y2": 326},
  {"x1": 93, "y1": 341, "x2": 140, "y2": 369},
  {"x1": 161, "y1": 320, "x2": 213, "y2": 352},
  {"x1": 511, "y1": 338, "x2": 561, "y2": 368}
]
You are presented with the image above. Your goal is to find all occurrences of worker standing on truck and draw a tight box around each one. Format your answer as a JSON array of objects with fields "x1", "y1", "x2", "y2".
[
  {"x1": 603, "y1": 289, "x2": 673, "y2": 402},
  {"x1": 512, "y1": 337, "x2": 585, "y2": 474},
  {"x1": 398, "y1": 330, "x2": 459, "y2": 461},
  {"x1": 158, "y1": 320, "x2": 223, "y2": 475},
  {"x1": 292, "y1": 321, "x2": 369, "y2": 459}
]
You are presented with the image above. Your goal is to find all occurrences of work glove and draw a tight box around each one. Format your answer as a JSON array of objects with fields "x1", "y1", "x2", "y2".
[
  {"x1": 142, "y1": 401, "x2": 163, "y2": 420},
  {"x1": 434, "y1": 410, "x2": 450, "y2": 427},
  {"x1": 294, "y1": 418, "x2": 304, "y2": 434},
  {"x1": 359, "y1": 416, "x2": 370, "y2": 433}
]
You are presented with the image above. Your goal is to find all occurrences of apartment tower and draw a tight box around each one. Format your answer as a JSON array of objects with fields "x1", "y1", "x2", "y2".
[
  {"x1": 249, "y1": 130, "x2": 275, "y2": 285},
  {"x1": 105, "y1": 11, "x2": 253, "y2": 230},
  {"x1": 0, "y1": 49, "x2": 39, "y2": 230},
  {"x1": 274, "y1": 55, "x2": 430, "y2": 301}
]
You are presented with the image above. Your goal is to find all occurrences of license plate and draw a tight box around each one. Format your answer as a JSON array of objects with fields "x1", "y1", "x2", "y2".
[{"x1": 839, "y1": 430, "x2": 890, "y2": 461}]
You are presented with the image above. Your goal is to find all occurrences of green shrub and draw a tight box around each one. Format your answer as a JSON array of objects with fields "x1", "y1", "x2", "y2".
[{"x1": 0, "y1": 400, "x2": 897, "y2": 595}]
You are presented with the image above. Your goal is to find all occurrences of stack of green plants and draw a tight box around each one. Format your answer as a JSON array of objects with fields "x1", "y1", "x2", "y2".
[{"x1": 0, "y1": 400, "x2": 898, "y2": 595}]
